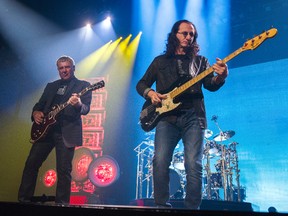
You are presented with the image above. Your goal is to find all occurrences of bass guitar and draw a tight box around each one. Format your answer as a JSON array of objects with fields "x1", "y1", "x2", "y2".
[
  {"x1": 139, "y1": 28, "x2": 278, "y2": 132},
  {"x1": 30, "y1": 80, "x2": 105, "y2": 144}
]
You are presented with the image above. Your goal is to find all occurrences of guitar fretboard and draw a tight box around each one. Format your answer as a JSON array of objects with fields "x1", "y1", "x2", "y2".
[
  {"x1": 169, "y1": 47, "x2": 244, "y2": 99},
  {"x1": 169, "y1": 28, "x2": 277, "y2": 99}
]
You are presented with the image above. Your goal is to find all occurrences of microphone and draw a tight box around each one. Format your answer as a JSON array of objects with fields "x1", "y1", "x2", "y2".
[{"x1": 211, "y1": 115, "x2": 218, "y2": 121}]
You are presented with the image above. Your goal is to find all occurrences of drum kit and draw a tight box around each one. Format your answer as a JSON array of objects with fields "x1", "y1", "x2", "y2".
[
  {"x1": 202, "y1": 129, "x2": 243, "y2": 201},
  {"x1": 134, "y1": 116, "x2": 245, "y2": 202}
]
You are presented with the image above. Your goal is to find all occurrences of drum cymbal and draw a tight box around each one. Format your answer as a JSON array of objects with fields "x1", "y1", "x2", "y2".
[
  {"x1": 213, "y1": 130, "x2": 235, "y2": 141},
  {"x1": 204, "y1": 129, "x2": 213, "y2": 139}
]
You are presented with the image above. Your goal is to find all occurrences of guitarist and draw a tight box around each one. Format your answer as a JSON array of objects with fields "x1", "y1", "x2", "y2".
[
  {"x1": 136, "y1": 20, "x2": 228, "y2": 209},
  {"x1": 18, "y1": 55, "x2": 92, "y2": 205}
]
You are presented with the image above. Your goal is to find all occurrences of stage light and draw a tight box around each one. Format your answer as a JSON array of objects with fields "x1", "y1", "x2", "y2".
[
  {"x1": 88, "y1": 155, "x2": 120, "y2": 187},
  {"x1": 103, "y1": 16, "x2": 112, "y2": 29},
  {"x1": 71, "y1": 147, "x2": 95, "y2": 182},
  {"x1": 42, "y1": 169, "x2": 57, "y2": 187},
  {"x1": 86, "y1": 23, "x2": 92, "y2": 28},
  {"x1": 106, "y1": 16, "x2": 111, "y2": 22}
]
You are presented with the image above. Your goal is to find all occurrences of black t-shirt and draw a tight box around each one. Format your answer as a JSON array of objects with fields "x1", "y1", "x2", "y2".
[
  {"x1": 51, "y1": 78, "x2": 74, "y2": 129},
  {"x1": 175, "y1": 55, "x2": 191, "y2": 77}
]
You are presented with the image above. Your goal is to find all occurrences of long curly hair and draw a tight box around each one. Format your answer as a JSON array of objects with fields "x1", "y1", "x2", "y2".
[{"x1": 165, "y1": 20, "x2": 199, "y2": 58}]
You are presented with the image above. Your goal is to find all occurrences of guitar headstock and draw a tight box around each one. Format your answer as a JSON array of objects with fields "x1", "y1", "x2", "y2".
[
  {"x1": 242, "y1": 28, "x2": 277, "y2": 51},
  {"x1": 89, "y1": 80, "x2": 105, "y2": 91}
]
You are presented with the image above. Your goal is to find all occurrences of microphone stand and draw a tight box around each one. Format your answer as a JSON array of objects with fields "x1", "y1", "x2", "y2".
[{"x1": 211, "y1": 115, "x2": 228, "y2": 201}]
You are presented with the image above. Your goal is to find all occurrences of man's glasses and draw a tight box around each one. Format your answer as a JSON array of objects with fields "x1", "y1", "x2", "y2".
[{"x1": 177, "y1": 31, "x2": 194, "y2": 38}]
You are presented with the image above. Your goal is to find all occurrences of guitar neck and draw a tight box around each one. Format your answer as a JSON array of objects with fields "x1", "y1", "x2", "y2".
[{"x1": 170, "y1": 47, "x2": 244, "y2": 99}]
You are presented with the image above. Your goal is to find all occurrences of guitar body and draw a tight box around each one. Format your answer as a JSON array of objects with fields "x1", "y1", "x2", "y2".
[
  {"x1": 139, "y1": 92, "x2": 181, "y2": 132},
  {"x1": 30, "y1": 115, "x2": 56, "y2": 144}
]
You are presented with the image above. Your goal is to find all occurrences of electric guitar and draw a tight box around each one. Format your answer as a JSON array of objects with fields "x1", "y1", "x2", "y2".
[
  {"x1": 30, "y1": 80, "x2": 105, "y2": 144},
  {"x1": 139, "y1": 28, "x2": 278, "y2": 132}
]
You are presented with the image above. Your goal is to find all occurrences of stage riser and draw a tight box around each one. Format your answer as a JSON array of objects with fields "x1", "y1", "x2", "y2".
[{"x1": 130, "y1": 199, "x2": 255, "y2": 211}]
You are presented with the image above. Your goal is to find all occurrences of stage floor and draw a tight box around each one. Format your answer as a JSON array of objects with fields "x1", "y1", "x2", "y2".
[{"x1": 0, "y1": 201, "x2": 286, "y2": 216}]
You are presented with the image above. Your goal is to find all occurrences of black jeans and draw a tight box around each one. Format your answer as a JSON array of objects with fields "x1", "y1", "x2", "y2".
[{"x1": 18, "y1": 131, "x2": 75, "y2": 204}]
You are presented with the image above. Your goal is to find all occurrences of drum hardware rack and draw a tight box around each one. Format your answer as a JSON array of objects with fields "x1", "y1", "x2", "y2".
[{"x1": 135, "y1": 116, "x2": 246, "y2": 202}]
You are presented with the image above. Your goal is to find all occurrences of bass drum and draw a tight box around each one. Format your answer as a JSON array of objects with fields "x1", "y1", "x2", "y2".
[
  {"x1": 169, "y1": 168, "x2": 184, "y2": 199},
  {"x1": 203, "y1": 172, "x2": 223, "y2": 188},
  {"x1": 210, "y1": 172, "x2": 223, "y2": 188}
]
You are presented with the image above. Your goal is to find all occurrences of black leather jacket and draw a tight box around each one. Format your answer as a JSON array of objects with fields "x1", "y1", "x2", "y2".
[{"x1": 136, "y1": 54, "x2": 225, "y2": 129}]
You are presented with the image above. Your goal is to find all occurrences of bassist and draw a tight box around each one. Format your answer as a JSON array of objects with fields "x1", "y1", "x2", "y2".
[{"x1": 136, "y1": 20, "x2": 228, "y2": 209}]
